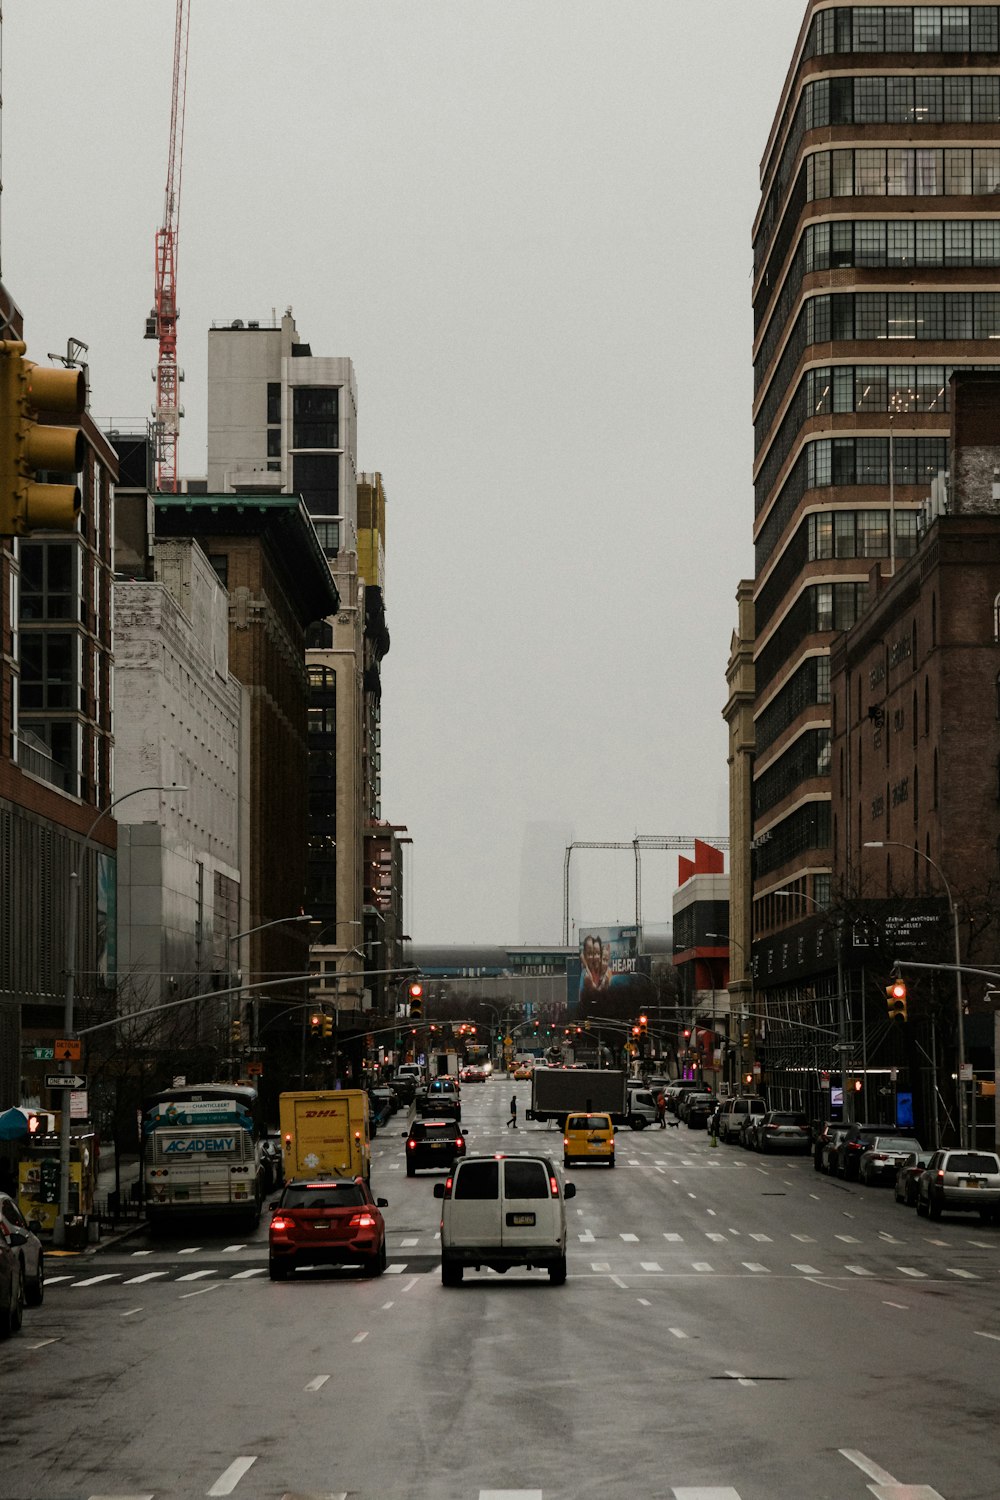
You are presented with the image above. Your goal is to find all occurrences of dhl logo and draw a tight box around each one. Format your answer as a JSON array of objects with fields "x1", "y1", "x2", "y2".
[{"x1": 302, "y1": 1109, "x2": 342, "y2": 1118}]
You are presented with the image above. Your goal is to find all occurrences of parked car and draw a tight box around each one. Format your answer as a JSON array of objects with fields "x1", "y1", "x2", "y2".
[
  {"x1": 434, "y1": 1153, "x2": 576, "y2": 1285},
  {"x1": 747, "y1": 1111, "x2": 811, "y2": 1153},
  {"x1": 404, "y1": 1119, "x2": 468, "y2": 1175},
  {"x1": 836, "y1": 1124, "x2": 917, "y2": 1180},
  {"x1": 894, "y1": 1150, "x2": 933, "y2": 1206},
  {"x1": 682, "y1": 1093, "x2": 716, "y2": 1130},
  {"x1": 859, "y1": 1135, "x2": 925, "y2": 1186},
  {"x1": 268, "y1": 1177, "x2": 388, "y2": 1278},
  {"x1": 0, "y1": 1193, "x2": 43, "y2": 1313},
  {"x1": 664, "y1": 1082, "x2": 706, "y2": 1116},
  {"x1": 916, "y1": 1150, "x2": 1000, "y2": 1223},
  {"x1": 368, "y1": 1089, "x2": 394, "y2": 1131},
  {"x1": 717, "y1": 1096, "x2": 765, "y2": 1143}
]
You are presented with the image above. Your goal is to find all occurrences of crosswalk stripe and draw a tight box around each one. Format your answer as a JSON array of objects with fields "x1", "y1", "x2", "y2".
[
  {"x1": 835, "y1": 1235, "x2": 860, "y2": 1243},
  {"x1": 44, "y1": 1275, "x2": 73, "y2": 1285},
  {"x1": 72, "y1": 1274, "x2": 121, "y2": 1287},
  {"x1": 899, "y1": 1267, "x2": 927, "y2": 1278},
  {"x1": 749, "y1": 1233, "x2": 772, "y2": 1243},
  {"x1": 692, "y1": 1262, "x2": 713, "y2": 1272},
  {"x1": 176, "y1": 1270, "x2": 216, "y2": 1282},
  {"x1": 640, "y1": 1261, "x2": 662, "y2": 1272},
  {"x1": 742, "y1": 1262, "x2": 769, "y2": 1273},
  {"x1": 385, "y1": 1263, "x2": 407, "y2": 1274},
  {"x1": 230, "y1": 1269, "x2": 266, "y2": 1279},
  {"x1": 591, "y1": 1262, "x2": 611, "y2": 1272},
  {"x1": 672, "y1": 1487, "x2": 742, "y2": 1498},
  {"x1": 664, "y1": 1233, "x2": 684, "y2": 1242},
  {"x1": 706, "y1": 1233, "x2": 726, "y2": 1242},
  {"x1": 620, "y1": 1233, "x2": 639, "y2": 1242},
  {"x1": 846, "y1": 1265, "x2": 874, "y2": 1276},
  {"x1": 791, "y1": 1234, "x2": 815, "y2": 1243},
  {"x1": 793, "y1": 1264, "x2": 820, "y2": 1275},
  {"x1": 123, "y1": 1272, "x2": 168, "y2": 1285},
  {"x1": 949, "y1": 1268, "x2": 979, "y2": 1279}
]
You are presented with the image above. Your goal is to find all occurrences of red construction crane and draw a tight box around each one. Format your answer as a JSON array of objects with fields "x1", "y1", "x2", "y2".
[{"x1": 145, "y1": 0, "x2": 191, "y2": 493}]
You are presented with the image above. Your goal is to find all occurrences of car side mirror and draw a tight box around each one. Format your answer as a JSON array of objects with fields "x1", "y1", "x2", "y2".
[
  {"x1": 376, "y1": 1198, "x2": 388, "y2": 1208},
  {"x1": 433, "y1": 1183, "x2": 445, "y2": 1198},
  {"x1": 461, "y1": 1129, "x2": 469, "y2": 1136},
  {"x1": 564, "y1": 1183, "x2": 576, "y2": 1199},
  {"x1": 268, "y1": 1200, "x2": 279, "y2": 1210},
  {"x1": 401, "y1": 1131, "x2": 409, "y2": 1137}
]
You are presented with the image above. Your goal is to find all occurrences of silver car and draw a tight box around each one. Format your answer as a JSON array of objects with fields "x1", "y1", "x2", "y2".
[
  {"x1": 916, "y1": 1150, "x2": 1000, "y2": 1223},
  {"x1": 858, "y1": 1135, "x2": 924, "y2": 1186}
]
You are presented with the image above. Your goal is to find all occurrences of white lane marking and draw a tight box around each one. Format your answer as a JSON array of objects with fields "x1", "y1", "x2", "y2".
[
  {"x1": 611, "y1": 1275, "x2": 628, "y2": 1289},
  {"x1": 385, "y1": 1263, "x2": 406, "y2": 1274},
  {"x1": 725, "y1": 1369, "x2": 756, "y2": 1387},
  {"x1": 381, "y1": 1301, "x2": 394, "y2": 1309},
  {"x1": 304, "y1": 1376, "x2": 329, "y2": 1391},
  {"x1": 25, "y1": 1337, "x2": 59, "y2": 1348},
  {"x1": 949, "y1": 1268, "x2": 979, "y2": 1279},
  {"x1": 706, "y1": 1233, "x2": 726, "y2": 1242},
  {"x1": 72, "y1": 1274, "x2": 121, "y2": 1288},
  {"x1": 178, "y1": 1247, "x2": 200, "y2": 1255},
  {"x1": 806, "y1": 1277, "x2": 847, "y2": 1293},
  {"x1": 791, "y1": 1234, "x2": 815, "y2": 1243},
  {"x1": 177, "y1": 1270, "x2": 216, "y2": 1282},
  {"x1": 637, "y1": 1297, "x2": 652, "y2": 1306},
  {"x1": 706, "y1": 1208, "x2": 717, "y2": 1217},
  {"x1": 86, "y1": 1493, "x2": 154, "y2": 1499},
  {"x1": 579, "y1": 1232, "x2": 595, "y2": 1242},
  {"x1": 968, "y1": 1240, "x2": 992, "y2": 1248},
  {"x1": 899, "y1": 1267, "x2": 927, "y2": 1278},
  {"x1": 669, "y1": 1326, "x2": 689, "y2": 1339},
  {"x1": 809, "y1": 1193, "x2": 821, "y2": 1201},
  {"x1": 883, "y1": 1301, "x2": 909, "y2": 1309},
  {"x1": 878, "y1": 1233, "x2": 904, "y2": 1244},
  {"x1": 403, "y1": 1277, "x2": 419, "y2": 1291},
  {"x1": 742, "y1": 1262, "x2": 769, "y2": 1273},
  {"x1": 846, "y1": 1265, "x2": 874, "y2": 1276},
  {"x1": 664, "y1": 1233, "x2": 684, "y2": 1242},
  {"x1": 43, "y1": 1275, "x2": 73, "y2": 1285},
  {"x1": 400, "y1": 1237, "x2": 419, "y2": 1247},
  {"x1": 479, "y1": 1491, "x2": 543, "y2": 1500},
  {"x1": 124, "y1": 1272, "x2": 167, "y2": 1285},
  {"x1": 591, "y1": 1262, "x2": 611, "y2": 1272},
  {"x1": 180, "y1": 1285, "x2": 219, "y2": 1299},
  {"x1": 687, "y1": 1192, "x2": 697, "y2": 1199},
  {"x1": 207, "y1": 1456, "x2": 257, "y2": 1495},
  {"x1": 835, "y1": 1235, "x2": 861, "y2": 1244},
  {"x1": 839, "y1": 1449, "x2": 898, "y2": 1486},
  {"x1": 692, "y1": 1262, "x2": 713, "y2": 1272},
  {"x1": 620, "y1": 1233, "x2": 639, "y2": 1242},
  {"x1": 928, "y1": 1239, "x2": 948, "y2": 1246},
  {"x1": 793, "y1": 1264, "x2": 820, "y2": 1275},
  {"x1": 121, "y1": 1308, "x2": 143, "y2": 1318},
  {"x1": 975, "y1": 1330, "x2": 1000, "y2": 1341},
  {"x1": 749, "y1": 1233, "x2": 772, "y2": 1243},
  {"x1": 229, "y1": 1269, "x2": 265, "y2": 1279},
  {"x1": 352, "y1": 1332, "x2": 368, "y2": 1343},
  {"x1": 640, "y1": 1262, "x2": 662, "y2": 1272},
  {"x1": 222, "y1": 1245, "x2": 245, "y2": 1253},
  {"x1": 672, "y1": 1489, "x2": 741, "y2": 1499},
  {"x1": 130, "y1": 1249, "x2": 153, "y2": 1256}
]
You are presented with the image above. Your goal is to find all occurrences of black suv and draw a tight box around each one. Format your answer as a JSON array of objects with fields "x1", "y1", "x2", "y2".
[{"x1": 404, "y1": 1119, "x2": 468, "y2": 1176}]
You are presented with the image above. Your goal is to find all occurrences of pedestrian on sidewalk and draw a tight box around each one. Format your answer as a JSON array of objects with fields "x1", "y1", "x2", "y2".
[
  {"x1": 655, "y1": 1091, "x2": 667, "y2": 1129},
  {"x1": 507, "y1": 1092, "x2": 518, "y2": 1129}
]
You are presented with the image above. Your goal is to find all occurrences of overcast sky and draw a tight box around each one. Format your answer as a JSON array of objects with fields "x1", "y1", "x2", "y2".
[{"x1": 5, "y1": 1, "x2": 806, "y2": 945}]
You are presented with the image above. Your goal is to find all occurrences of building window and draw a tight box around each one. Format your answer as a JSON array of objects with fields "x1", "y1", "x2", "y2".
[
  {"x1": 207, "y1": 554, "x2": 228, "y2": 588},
  {"x1": 292, "y1": 386, "x2": 339, "y2": 450},
  {"x1": 19, "y1": 632, "x2": 78, "y2": 710},
  {"x1": 266, "y1": 429, "x2": 281, "y2": 458},
  {"x1": 19, "y1": 541, "x2": 78, "y2": 622},
  {"x1": 293, "y1": 453, "x2": 339, "y2": 515},
  {"x1": 312, "y1": 520, "x2": 340, "y2": 557},
  {"x1": 267, "y1": 382, "x2": 281, "y2": 424}
]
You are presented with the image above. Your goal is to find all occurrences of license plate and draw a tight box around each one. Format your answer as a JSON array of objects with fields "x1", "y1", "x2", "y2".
[
  {"x1": 313, "y1": 1222, "x2": 328, "y2": 1228},
  {"x1": 963, "y1": 1178, "x2": 981, "y2": 1188},
  {"x1": 508, "y1": 1213, "x2": 535, "y2": 1226}
]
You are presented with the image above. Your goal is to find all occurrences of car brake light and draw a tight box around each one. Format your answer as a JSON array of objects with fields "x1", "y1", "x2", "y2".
[
  {"x1": 455, "y1": 1138, "x2": 463, "y2": 1149},
  {"x1": 937, "y1": 1170, "x2": 945, "y2": 1183},
  {"x1": 270, "y1": 1216, "x2": 292, "y2": 1232},
  {"x1": 550, "y1": 1175, "x2": 559, "y2": 1196},
  {"x1": 350, "y1": 1212, "x2": 376, "y2": 1228},
  {"x1": 407, "y1": 1139, "x2": 416, "y2": 1149}
]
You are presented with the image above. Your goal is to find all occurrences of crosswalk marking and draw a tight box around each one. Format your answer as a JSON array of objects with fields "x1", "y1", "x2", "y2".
[
  {"x1": 176, "y1": 1269, "x2": 216, "y2": 1282},
  {"x1": 949, "y1": 1267, "x2": 979, "y2": 1279},
  {"x1": 835, "y1": 1235, "x2": 860, "y2": 1244},
  {"x1": 672, "y1": 1488, "x2": 742, "y2": 1499},
  {"x1": 591, "y1": 1262, "x2": 611, "y2": 1272},
  {"x1": 123, "y1": 1272, "x2": 168, "y2": 1285},
  {"x1": 742, "y1": 1262, "x2": 769, "y2": 1273},
  {"x1": 640, "y1": 1261, "x2": 662, "y2": 1272},
  {"x1": 400, "y1": 1238, "x2": 419, "y2": 1247},
  {"x1": 177, "y1": 1247, "x2": 201, "y2": 1255},
  {"x1": 846, "y1": 1265, "x2": 874, "y2": 1276},
  {"x1": 620, "y1": 1233, "x2": 639, "y2": 1242},
  {"x1": 749, "y1": 1233, "x2": 772, "y2": 1243},
  {"x1": 72, "y1": 1274, "x2": 121, "y2": 1287},
  {"x1": 706, "y1": 1233, "x2": 726, "y2": 1242},
  {"x1": 791, "y1": 1234, "x2": 815, "y2": 1243},
  {"x1": 664, "y1": 1232, "x2": 684, "y2": 1242},
  {"x1": 692, "y1": 1262, "x2": 713, "y2": 1272},
  {"x1": 44, "y1": 1275, "x2": 73, "y2": 1286},
  {"x1": 899, "y1": 1267, "x2": 927, "y2": 1278},
  {"x1": 792, "y1": 1264, "x2": 820, "y2": 1275},
  {"x1": 230, "y1": 1268, "x2": 265, "y2": 1279}
]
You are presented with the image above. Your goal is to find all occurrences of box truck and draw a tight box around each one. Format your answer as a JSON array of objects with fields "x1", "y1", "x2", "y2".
[
  {"x1": 278, "y1": 1090, "x2": 371, "y2": 1183},
  {"x1": 524, "y1": 1067, "x2": 628, "y2": 1127}
]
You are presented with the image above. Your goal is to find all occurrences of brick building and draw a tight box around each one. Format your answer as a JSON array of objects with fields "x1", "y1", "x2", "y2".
[{"x1": 0, "y1": 285, "x2": 117, "y2": 1106}]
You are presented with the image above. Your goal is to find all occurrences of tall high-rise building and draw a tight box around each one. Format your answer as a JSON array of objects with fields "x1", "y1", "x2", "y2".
[{"x1": 752, "y1": 2, "x2": 1000, "y2": 964}]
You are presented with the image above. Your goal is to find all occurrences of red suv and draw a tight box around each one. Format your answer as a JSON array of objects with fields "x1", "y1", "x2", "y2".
[{"x1": 268, "y1": 1178, "x2": 388, "y2": 1280}]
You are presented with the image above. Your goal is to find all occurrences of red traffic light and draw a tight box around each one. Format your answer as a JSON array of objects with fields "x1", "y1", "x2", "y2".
[
  {"x1": 889, "y1": 980, "x2": 906, "y2": 1000},
  {"x1": 408, "y1": 982, "x2": 424, "y2": 999}
]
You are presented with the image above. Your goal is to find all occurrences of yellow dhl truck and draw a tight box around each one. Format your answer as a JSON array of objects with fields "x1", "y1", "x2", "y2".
[{"x1": 278, "y1": 1090, "x2": 371, "y2": 1183}]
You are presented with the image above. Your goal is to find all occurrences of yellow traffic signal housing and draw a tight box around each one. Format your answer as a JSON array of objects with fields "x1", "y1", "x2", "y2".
[
  {"x1": 321, "y1": 1013, "x2": 333, "y2": 1038},
  {"x1": 886, "y1": 979, "x2": 908, "y2": 1021},
  {"x1": 409, "y1": 982, "x2": 424, "y2": 1020},
  {"x1": 0, "y1": 340, "x2": 84, "y2": 536}
]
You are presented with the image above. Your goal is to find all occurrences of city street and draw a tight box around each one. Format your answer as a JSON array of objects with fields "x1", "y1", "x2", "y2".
[{"x1": 2, "y1": 1079, "x2": 1000, "y2": 1500}]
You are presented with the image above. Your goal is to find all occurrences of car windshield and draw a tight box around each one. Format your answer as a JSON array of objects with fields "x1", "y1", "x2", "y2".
[
  {"x1": 423, "y1": 1124, "x2": 457, "y2": 1140},
  {"x1": 568, "y1": 1115, "x2": 610, "y2": 1130},
  {"x1": 944, "y1": 1153, "x2": 1000, "y2": 1173},
  {"x1": 769, "y1": 1113, "x2": 806, "y2": 1125},
  {"x1": 281, "y1": 1184, "x2": 364, "y2": 1209},
  {"x1": 871, "y1": 1137, "x2": 917, "y2": 1152}
]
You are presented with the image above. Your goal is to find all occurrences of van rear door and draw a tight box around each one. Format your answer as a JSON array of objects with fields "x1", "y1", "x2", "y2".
[
  {"x1": 447, "y1": 1158, "x2": 501, "y2": 1248},
  {"x1": 500, "y1": 1158, "x2": 557, "y2": 1252}
]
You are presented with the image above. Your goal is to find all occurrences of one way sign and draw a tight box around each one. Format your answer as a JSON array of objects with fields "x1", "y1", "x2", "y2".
[{"x1": 45, "y1": 1073, "x2": 87, "y2": 1091}]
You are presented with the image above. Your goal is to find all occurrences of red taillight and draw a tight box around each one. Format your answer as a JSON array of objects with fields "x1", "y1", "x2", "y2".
[
  {"x1": 271, "y1": 1215, "x2": 292, "y2": 1232},
  {"x1": 937, "y1": 1170, "x2": 945, "y2": 1183},
  {"x1": 444, "y1": 1175, "x2": 453, "y2": 1196},
  {"x1": 349, "y1": 1212, "x2": 376, "y2": 1228},
  {"x1": 455, "y1": 1138, "x2": 463, "y2": 1150},
  {"x1": 407, "y1": 1139, "x2": 416, "y2": 1149},
  {"x1": 563, "y1": 1138, "x2": 569, "y2": 1147},
  {"x1": 550, "y1": 1175, "x2": 559, "y2": 1196}
]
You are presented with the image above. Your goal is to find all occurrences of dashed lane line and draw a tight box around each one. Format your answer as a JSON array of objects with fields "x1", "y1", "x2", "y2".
[{"x1": 207, "y1": 1457, "x2": 257, "y2": 1496}]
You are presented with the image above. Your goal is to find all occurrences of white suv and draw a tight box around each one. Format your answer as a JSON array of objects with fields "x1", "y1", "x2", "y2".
[
  {"x1": 718, "y1": 1096, "x2": 765, "y2": 1143},
  {"x1": 433, "y1": 1154, "x2": 576, "y2": 1285}
]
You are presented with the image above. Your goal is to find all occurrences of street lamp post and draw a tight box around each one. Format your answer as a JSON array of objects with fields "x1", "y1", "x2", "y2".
[
  {"x1": 865, "y1": 840, "x2": 967, "y2": 1148},
  {"x1": 227, "y1": 912, "x2": 313, "y2": 1080},
  {"x1": 57, "y1": 782, "x2": 187, "y2": 1247}
]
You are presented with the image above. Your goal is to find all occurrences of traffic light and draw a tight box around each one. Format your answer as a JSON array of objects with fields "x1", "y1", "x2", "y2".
[
  {"x1": 742, "y1": 1032, "x2": 751, "y2": 1048},
  {"x1": 886, "y1": 978, "x2": 908, "y2": 1022},
  {"x1": 408, "y1": 982, "x2": 424, "y2": 1020},
  {"x1": 321, "y1": 1012, "x2": 333, "y2": 1039},
  {"x1": 0, "y1": 341, "x2": 84, "y2": 536},
  {"x1": 231, "y1": 1017, "x2": 242, "y2": 1045},
  {"x1": 638, "y1": 1014, "x2": 648, "y2": 1036},
  {"x1": 27, "y1": 1112, "x2": 43, "y2": 1137},
  {"x1": 310, "y1": 1011, "x2": 322, "y2": 1036}
]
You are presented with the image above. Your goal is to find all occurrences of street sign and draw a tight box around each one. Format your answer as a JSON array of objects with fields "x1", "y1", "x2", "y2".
[
  {"x1": 31, "y1": 1047, "x2": 54, "y2": 1060},
  {"x1": 54, "y1": 1038, "x2": 81, "y2": 1061},
  {"x1": 45, "y1": 1073, "x2": 86, "y2": 1090},
  {"x1": 246, "y1": 1061, "x2": 263, "y2": 1076}
]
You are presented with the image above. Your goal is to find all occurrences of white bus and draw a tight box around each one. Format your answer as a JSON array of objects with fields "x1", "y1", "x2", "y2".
[{"x1": 142, "y1": 1083, "x2": 264, "y2": 1232}]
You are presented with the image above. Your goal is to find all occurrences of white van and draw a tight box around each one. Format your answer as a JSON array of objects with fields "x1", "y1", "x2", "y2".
[
  {"x1": 718, "y1": 1096, "x2": 766, "y2": 1143},
  {"x1": 433, "y1": 1154, "x2": 576, "y2": 1285}
]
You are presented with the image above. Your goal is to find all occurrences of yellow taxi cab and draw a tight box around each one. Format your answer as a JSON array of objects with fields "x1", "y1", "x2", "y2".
[
  {"x1": 563, "y1": 1112, "x2": 615, "y2": 1168},
  {"x1": 513, "y1": 1064, "x2": 533, "y2": 1081}
]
